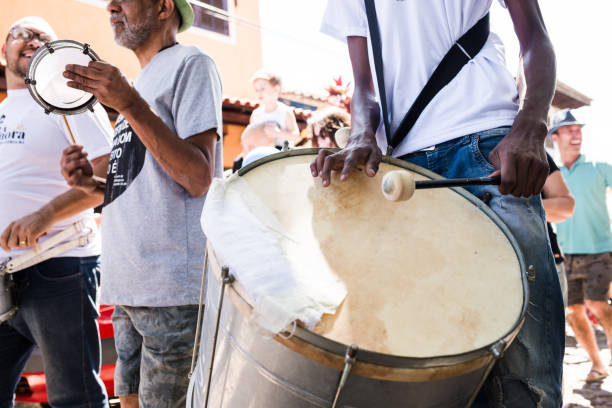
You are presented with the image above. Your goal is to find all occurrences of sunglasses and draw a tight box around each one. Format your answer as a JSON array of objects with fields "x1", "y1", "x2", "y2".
[{"x1": 9, "y1": 26, "x2": 53, "y2": 44}]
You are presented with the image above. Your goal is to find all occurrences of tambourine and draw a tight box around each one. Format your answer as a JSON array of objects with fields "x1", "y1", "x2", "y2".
[{"x1": 25, "y1": 39, "x2": 100, "y2": 115}]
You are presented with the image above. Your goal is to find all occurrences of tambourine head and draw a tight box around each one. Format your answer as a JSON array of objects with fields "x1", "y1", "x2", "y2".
[{"x1": 25, "y1": 40, "x2": 99, "y2": 115}]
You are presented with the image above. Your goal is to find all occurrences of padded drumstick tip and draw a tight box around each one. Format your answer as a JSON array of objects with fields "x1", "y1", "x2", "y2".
[
  {"x1": 381, "y1": 170, "x2": 415, "y2": 201},
  {"x1": 334, "y1": 127, "x2": 351, "y2": 148}
]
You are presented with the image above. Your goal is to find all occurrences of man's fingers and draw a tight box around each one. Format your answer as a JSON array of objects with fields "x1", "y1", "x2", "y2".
[
  {"x1": 0, "y1": 223, "x2": 12, "y2": 251},
  {"x1": 65, "y1": 64, "x2": 106, "y2": 80},
  {"x1": 66, "y1": 80, "x2": 97, "y2": 94},
  {"x1": 513, "y1": 158, "x2": 531, "y2": 197},
  {"x1": 62, "y1": 144, "x2": 84, "y2": 156},
  {"x1": 321, "y1": 154, "x2": 346, "y2": 186},
  {"x1": 62, "y1": 156, "x2": 89, "y2": 177},
  {"x1": 88, "y1": 60, "x2": 109, "y2": 73},
  {"x1": 532, "y1": 159, "x2": 549, "y2": 196},
  {"x1": 8, "y1": 224, "x2": 23, "y2": 249},
  {"x1": 488, "y1": 169, "x2": 501, "y2": 178},
  {"x1": 312, "y1": 150, "x2": 333, "y2": 176},
  {"x1": 523, "y1": 161, "x2": 541, "y2": 198},
  {"x1": 364, "y1": 149, "x2": 382, "y2": 177},
  {"x1": 68, "y1": 169, "x2": 85, "y2": 186},
  {"x1": 340, "y1": 154, "x2": 360, "y2": 181},
  {"x1": 498, "y1": 154, "x2": 517, "y2": 196}
]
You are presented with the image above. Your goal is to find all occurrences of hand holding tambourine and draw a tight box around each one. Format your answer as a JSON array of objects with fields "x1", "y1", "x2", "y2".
[{"x1": 63, "y1": 60, "x2": 140, "y2": 114}]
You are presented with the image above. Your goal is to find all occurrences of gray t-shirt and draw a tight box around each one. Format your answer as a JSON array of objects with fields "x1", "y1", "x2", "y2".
[{"x1": 100, "y1": 44, "x2": 223, "y2": 306}]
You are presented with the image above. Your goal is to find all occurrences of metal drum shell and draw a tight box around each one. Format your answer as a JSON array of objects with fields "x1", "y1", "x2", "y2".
[
  {"x1": 189, "y1": 149, "x2": 528, "y2": 408},
  {"x1": 24, "y1": 40, "x2": 100, "y2": 115}
]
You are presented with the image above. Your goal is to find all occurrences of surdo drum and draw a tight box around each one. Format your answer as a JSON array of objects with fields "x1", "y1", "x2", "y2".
[
  {"x1": 189, "y1": 149, "x2": 528, "y2": 408},
  {"x1": 25, "y1": 40, "x2": 100, "y2": 115}
]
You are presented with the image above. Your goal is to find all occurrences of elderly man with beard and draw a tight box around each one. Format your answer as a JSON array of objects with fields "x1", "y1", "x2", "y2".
[
  {"x1": 0, "y1": 17, "x2": 112, "y2": 408},
  {"x1": 60, "y1": 0, "x2": 223, "y2": 407}
]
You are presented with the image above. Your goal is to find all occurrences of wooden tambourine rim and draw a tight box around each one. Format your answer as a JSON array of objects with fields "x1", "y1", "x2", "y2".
[{"x1": 24, "y1": 39, "x2": 100, "y2": 115}]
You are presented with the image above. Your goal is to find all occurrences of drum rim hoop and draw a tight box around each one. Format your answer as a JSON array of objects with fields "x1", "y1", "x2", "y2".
[
  {"x1": 231, "y1": 148, "x2": 529, "y2": 368},
  {"x1": 24, "y1": 39, "x2": 99, "y2": 115}
]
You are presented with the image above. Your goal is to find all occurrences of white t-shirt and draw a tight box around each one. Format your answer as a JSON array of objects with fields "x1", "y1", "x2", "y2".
[
  {"x1": 0, "y1": 88, "x2": 113, "y2": 259},
  {"x1": 321, "y1": 0, "x2": 519, "y2": 157},
  {"x1": 250, "y1": 101, "x2": 293, "y2": 130}
]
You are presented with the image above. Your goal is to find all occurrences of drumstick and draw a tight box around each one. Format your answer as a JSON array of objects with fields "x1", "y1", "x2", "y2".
[
  {"x1": 62, "y1": 115, "x2": 107, "y2": 184},
  {"x1": 382, "y1": 170, "x2": 501, "y2": 201},
  {"x1": 62, "y1": 115, "x2": 77, "y2": 144}
]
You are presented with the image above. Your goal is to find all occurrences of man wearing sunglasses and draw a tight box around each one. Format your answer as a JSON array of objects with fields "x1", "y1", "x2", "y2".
[{"x1": 0, "y1": 17, "x2": 112, "y2": 408}]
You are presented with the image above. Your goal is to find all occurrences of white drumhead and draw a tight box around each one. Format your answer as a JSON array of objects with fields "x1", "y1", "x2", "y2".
[
  {"x1": 237, "y1": 154, "x2": 525, "y2": 358},
  {"x1": 30, "y1": 44, "x2": 94, "y2": 110}
]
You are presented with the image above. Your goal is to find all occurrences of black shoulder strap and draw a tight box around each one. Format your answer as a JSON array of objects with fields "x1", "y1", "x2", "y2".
[
  {"x1": 364, "y1": 0, "x2": 392, "y2": 154},
  {"x1": 364, "y1": 0, "x2": 490, "y2": 155}
]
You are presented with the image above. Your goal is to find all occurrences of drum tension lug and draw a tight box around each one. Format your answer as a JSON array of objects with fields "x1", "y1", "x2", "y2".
[
  {"x1": 526, "y1": 265, "x2": 536, "y2": 282},
  {"x1": 88, "y1": 105, "x2": 95, "y2": 113},
  {"x1": 45, "y1": 42, "x2": 54, "y2": 53},
  {"x1": 83, "y1": 43, "x2": 91, "y2": 55},
  {"x1": 490, "y1": 339, "x2": 506, "y2": 360},
  {"x1": 221, "y1": 266, "x2": 235, "y2": 284},
  {"x1": 331, "y1": 344, "x2": 358, "y2": 408},
  {"x1": 24, "y1": 78, "x2": 36, "y2": 86}
]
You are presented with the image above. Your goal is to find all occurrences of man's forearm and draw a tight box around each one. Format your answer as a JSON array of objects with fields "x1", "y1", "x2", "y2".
[
  {"x1": 350, "y1": 87, "x2": 380, "y2": 142},
  {"x1": 120, "y1": 95, "x2": 214, "y2": 196},
  {"x1": 509, "y1": 0, "x2": 557, "y2": 130},
  {"x1": 517, "y1": 38, "x2": 556, "y2": 127},
  {"x1": 39, "y1": 188, "x2": 104, "y2": 226},
  {"x1": 543, "y1": 196, "x2": 575, "y2": 223}
]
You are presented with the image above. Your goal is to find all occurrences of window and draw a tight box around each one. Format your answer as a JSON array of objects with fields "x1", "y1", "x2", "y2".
[{"x1": 192, "y1": 0, "x2": 230, "y2": 36}]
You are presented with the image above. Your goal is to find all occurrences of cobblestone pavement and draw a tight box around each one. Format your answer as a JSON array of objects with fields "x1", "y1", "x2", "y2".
[{"x1": 565, "y1": 324, "x2": 612, "y2": 408}]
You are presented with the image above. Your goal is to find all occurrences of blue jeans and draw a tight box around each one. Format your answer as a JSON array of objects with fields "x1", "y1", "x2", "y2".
[
  {"x1": 399, "y1": 127, "x2": 564, "y2": 408},
  {"x1": 0, "y1": 256, "x2": 108, "y2": 408}
]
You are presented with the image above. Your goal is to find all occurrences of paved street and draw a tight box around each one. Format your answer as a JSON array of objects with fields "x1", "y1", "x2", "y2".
[
  {"x1": 565, "y1": 324, "x2": 612, "y2": 407},
  {"x1": 13, "y1": 325, "x2": 612, "y2": 408}
]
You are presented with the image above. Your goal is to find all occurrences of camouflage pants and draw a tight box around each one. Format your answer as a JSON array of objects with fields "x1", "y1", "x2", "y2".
[{"x1": 112, "y1": 305, "x2": 198, "y2": 408}]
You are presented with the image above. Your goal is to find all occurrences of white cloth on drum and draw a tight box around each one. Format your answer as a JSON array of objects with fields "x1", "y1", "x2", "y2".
[{"x1": 201, "y1": 176, "x2": 347, "y2": 334}]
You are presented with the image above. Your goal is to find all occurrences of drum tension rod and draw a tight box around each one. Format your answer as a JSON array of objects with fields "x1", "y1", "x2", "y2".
[
  {"x1": 465, "y1": 339, "x2": 506, "y2": 408},
  {"x1": 204, "y1": 265, "x2": 235, "y2": 408},
  {"x1": 331, "y1": 344, "x2": 358, "y2": 408},
  {"x1": 45, "y1": 42, "x2": 54, "y2": 53}
]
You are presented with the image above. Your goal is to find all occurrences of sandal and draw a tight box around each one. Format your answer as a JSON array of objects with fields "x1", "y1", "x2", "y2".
[{"x1": 585, "y1": 368, "x2": 608, "y2": 383}]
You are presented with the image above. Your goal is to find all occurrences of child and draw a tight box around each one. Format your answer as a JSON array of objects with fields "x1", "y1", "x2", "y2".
[{"x1": 248, "y1": 70, "x2": 300, "y2": 146}]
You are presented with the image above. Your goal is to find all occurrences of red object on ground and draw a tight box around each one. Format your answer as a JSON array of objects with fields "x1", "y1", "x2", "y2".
[{"x1": 15, "y1": 305, "x2": 116, "y2": 402}]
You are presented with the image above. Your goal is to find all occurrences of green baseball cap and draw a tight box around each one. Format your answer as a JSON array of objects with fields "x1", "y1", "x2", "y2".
[{"x1": 174, "y1": 0, "x2": 194, "y2": 32}]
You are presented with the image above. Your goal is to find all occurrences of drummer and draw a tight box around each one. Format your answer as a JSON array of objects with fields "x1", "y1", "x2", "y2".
[
  {"x1": 312, "y1": 2, "x2": 564, "y2": 407},
  {"x1": 0, "y1": 17, "x2": 112, "y2": 407},
  {"x1": 60, "y1": 0, "x2": 223, "y2": 407}
]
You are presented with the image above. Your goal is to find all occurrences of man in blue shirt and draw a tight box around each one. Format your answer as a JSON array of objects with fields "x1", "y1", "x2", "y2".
[{"x1": 551, "y1": 109, "x2": 612, "y2": 382}]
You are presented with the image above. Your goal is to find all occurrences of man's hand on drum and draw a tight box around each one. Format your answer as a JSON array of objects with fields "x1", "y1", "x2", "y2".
[
  {"x1": 63, "y1": 61, "x2": 140, "y2": 113},
  {"x1": 0, "y1": 211, "x2": 53, "y2": 251},
  {"x1": 488, "y1": 112, "x2": 550, "y2": 198},
  {"x1": 310, "y1": 128, "x2": 382, "y2": 187},
  {"x1": 61, "y1": 145, "x2": 98, "y2": 194}
]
